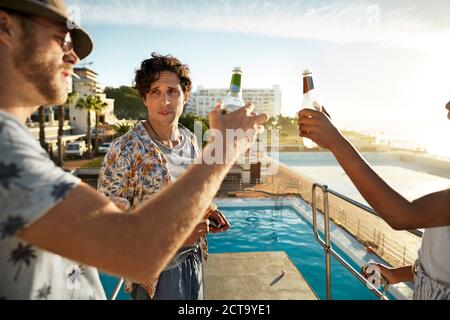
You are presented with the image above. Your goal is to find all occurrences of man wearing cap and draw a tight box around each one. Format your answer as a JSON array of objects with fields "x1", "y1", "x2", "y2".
[{"x1": 0, "y1": 0, "x2": 268, "y2": 299}]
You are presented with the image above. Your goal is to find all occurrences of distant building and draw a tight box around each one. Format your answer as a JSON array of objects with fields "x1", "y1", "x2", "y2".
[
  {"x1": 185, "y1": 85, "x2": 281, "y2": 118},
  {"x1": 73, "y1": 67, "x2": 104, "y2": 94},
  {"x1": 69, "y1": 67, "x2": 117, "y2": 135}
]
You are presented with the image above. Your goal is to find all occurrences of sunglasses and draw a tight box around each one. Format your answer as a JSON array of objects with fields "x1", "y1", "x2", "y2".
[{"x1": 25, "y1": 14, "x2": 75, "y2": 55}]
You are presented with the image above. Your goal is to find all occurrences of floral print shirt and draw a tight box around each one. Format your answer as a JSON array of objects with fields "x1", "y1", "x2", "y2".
[
  {"x1": 97, "y1": 121, "x2": 207, "y2": 298},
  {"x1": 0, "y1": 111, "x2": 106, "y2": 300}
]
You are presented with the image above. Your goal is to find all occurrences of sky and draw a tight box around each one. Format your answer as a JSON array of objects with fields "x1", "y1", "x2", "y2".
[{"x1": 66, "y1": 0, "x2": 450, "y2": 156}]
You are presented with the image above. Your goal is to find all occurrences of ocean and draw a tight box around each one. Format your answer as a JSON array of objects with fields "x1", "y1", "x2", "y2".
[{"x1": 337, "y1": 120, "x2": 450, "y2": 159}]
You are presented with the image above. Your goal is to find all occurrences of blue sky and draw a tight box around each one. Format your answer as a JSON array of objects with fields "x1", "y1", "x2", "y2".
[{"x1": 66, "y1": 0, "x2": 450, "y2": 152}]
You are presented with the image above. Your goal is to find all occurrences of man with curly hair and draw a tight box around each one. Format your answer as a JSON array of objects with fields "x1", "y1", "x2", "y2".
[{"x1": 98, "y1": 53, "x2": 231, "y2": 300}]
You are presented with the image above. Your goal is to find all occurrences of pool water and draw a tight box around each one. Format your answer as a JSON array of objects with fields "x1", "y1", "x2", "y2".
[
  {"x1": 99, "y1": 273, "x2": 130, "y2": 300},
  {"x1": 207, "y1": 205, "x2": 395, "y2": 300},
  {"x1": 100, "y1": 205, "x2": 394, "y2": 300}
]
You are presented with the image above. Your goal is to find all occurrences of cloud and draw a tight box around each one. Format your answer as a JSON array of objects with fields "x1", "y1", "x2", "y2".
[{"x1": 67, "y1": 0, "x2": 450, "y2": 53}]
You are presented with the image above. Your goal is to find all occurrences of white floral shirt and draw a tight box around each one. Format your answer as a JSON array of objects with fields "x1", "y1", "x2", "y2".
[{"x1": 97, "y1": 121, "x2": 208, "y2": 298}]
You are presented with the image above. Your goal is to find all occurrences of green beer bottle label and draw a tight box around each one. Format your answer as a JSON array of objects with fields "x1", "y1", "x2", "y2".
[{"x1": 230, "y1": 73, "x2": 242, "y2": 92}]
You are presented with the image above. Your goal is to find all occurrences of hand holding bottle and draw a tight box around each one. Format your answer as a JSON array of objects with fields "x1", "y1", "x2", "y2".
[
  {"x1": 204, "y1": 204, "x2": 231, "y2": 233},
  {"x1": 298, "y1": 107, "x2": 345, "y2": 151},
  {"x1": 208, "y1": 102, "x2": 268, "y2": 165},
  {"x1": 300, "y1": 69, "x2": 323, "y2": 148}
]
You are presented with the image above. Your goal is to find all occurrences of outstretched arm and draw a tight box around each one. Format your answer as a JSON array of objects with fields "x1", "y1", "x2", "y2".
[
  {"x1": 298, "y1": 108, "x2": 450, "y2": 230},
  {"x1": 18, "y1": 104, "x2": 268, "y2": 284},
  {"x1": 18, "y1": 159, "x2": 228, "y2": 284}
]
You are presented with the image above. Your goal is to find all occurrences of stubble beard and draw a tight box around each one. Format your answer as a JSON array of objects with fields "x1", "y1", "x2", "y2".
[{"x1": 13, "y1": 19, "x2": 68, "y2": 106}]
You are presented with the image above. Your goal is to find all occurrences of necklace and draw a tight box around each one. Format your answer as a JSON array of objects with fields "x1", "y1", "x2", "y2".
[{"x1": 145, "y1": 120, "x2": 181, "y2": 149}]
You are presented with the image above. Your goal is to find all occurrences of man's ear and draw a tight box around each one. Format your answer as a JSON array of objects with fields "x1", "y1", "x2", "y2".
[{"x1": 0, "y1": 11, "x2": 13, "y2": 42}]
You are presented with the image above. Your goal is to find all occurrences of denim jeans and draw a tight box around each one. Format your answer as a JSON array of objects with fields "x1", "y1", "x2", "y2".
[{"x1": 131, "y1": 248, "x2": 203, "y2": 300}]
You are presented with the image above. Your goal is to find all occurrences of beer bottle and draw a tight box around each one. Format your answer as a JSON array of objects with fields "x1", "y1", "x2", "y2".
[
  {"x1": 221, "y1": 66, "x2": 245, "y2": 114},
  {"x1": 301, "y1": 68, "x2": 322, "y2": 148}
]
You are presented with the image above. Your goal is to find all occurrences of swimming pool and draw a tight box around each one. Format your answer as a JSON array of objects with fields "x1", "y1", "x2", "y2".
[
  {"x1": 100, "y1": 198, "x2": 409, "y2": 300},
  {"x1": 207, "y1": 203, "x2": 396, "y2": 300}
]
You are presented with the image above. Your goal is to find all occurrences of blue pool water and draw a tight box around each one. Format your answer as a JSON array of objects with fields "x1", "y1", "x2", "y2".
[
  {"x1": 100, "y1": 273, "x2": 130, "y2": 300},
  {"x1": 100, "y1": 205, "x2": 394, "y2": 300}
]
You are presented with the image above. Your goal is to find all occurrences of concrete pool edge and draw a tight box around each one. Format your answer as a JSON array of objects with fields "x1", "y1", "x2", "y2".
[{"x1": 203, "y1": 251, "x2": 318, "y2": 300}]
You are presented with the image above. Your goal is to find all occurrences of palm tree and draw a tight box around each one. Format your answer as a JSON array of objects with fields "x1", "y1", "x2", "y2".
[
  {"x1": 0, "y1": 163, "x2": 31, "y2": 191},
  {"x1": 56, "y1": 92, "x2": 78, "y2": 167},
  {"x1": 113, "y1": 122, "x2": 132, "y2": 138},
  {"x1": 0, "y1": 163, "x2": 21, "y2": 189},
  {"x1": 276, "y1": 115, "x2": 299, "y2": 137},
  {"x1": 264, "y1": 116, "x2": 278, "y2": 130},
  {"x1": 0, "y1": 216, "x2": 26, "y2": 240},
  {"x1": 9, "y1": 243, "x2": 36, "y2": 282},
  {"x1": 35, "y1": 285, "x2": 51, "y2": 300},
  {"x1": 38, "y1": 106, "x2": 47, "y2": 151},
  {"x1": 94, "y1": 101, "x2": 108, "y2": 155},
  {"x1": 75, "y1": 95, "x2": 107, "y2": 158},
  {"x1": 51, "y1": 182, "x2": 76, "y2": 201}
]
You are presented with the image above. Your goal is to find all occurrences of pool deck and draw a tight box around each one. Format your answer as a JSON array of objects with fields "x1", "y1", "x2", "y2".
[{"x1": 203, "y1": 251, "x2": 317, "y2": 300}]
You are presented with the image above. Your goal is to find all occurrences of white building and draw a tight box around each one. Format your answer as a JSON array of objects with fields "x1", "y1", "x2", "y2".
[
  {"x1": 185, "y1": 85, "x2": 281, "y2": 118},
  {"x1": 69, "y1": 68, "x2": 116, "y2": 134}
]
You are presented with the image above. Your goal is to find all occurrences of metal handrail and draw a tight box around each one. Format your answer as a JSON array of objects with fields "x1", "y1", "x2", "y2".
[
  {"x1": 312, "y1": 183, "x2": 389, "y2": 300},
  {"x1": 110, "y1": 278, "x2": 124, "y2": 300}
]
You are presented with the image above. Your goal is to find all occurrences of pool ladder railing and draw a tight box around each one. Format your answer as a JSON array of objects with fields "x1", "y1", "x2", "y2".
[
  {"x1": 311, "y1": 183, "x2": 390, "y2": 300},
  {"x1": 274, "y1": 196, "x2": 283, "y2": 210}
]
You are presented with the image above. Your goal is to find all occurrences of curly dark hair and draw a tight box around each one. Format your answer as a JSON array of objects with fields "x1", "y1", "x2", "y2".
[{"x1": 133, "y1": 52, "x2": 192, "y2": 99}]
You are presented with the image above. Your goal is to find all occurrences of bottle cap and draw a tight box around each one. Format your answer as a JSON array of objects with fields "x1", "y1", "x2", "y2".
[
  {"x1": 302, "y1": 68, "x2": 313, "y2": 76},
  {"x1": 233, "y1": 66, "x2": 243, "y2": 73}
]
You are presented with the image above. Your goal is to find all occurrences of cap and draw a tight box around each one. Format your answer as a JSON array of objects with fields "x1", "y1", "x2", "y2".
[{"x1": 0, "y1": 0, "x2": 93, "y2": 59}]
